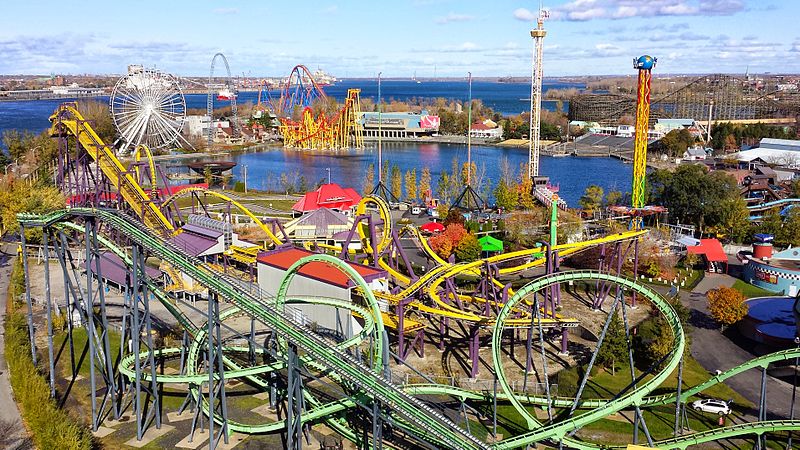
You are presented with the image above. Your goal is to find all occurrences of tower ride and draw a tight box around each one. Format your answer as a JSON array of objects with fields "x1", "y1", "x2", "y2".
[{"x1": 631, "y1": 55, "x2": 656, "y2": 229}]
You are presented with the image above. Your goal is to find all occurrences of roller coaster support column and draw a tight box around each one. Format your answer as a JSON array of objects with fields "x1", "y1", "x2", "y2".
[
  {"x1": 286, "y1": 343, "x2": 306, "y2": 450},
  {"x1": 130, "y1": 243, "x2": 161, "y2": 439},
  {"x1": 86, "y1": 219, "x2": 121, "y2": 429},
  {"x1": 758, "y1": 366, "x2": 767, "y2": 449},
  {"x1": 53, "y1": 230, "x2": 77, "y2": 378},
  {"x1": 207, "y1": 292, "x2": 230, "y2": 449},
  {"x1": 19, "y1": 224, "x2": 37, "y2": 364},
  {"x1": 42, "y1": 229, "x2": 56, "y2": 397}
]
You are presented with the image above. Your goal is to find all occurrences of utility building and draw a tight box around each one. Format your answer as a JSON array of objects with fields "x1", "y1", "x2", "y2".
[{"x1": 256, "y1": 247, "x2": 388, "y2": 339}]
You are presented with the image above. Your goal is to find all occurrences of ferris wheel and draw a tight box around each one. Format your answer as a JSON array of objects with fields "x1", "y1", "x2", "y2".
[{"x1": 109, "y1": 65, "x2": 186, "y2": 151}]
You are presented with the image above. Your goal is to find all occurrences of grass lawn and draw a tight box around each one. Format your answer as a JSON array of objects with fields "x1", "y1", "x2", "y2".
[{"x1": 731, "y1": 279, "x2": 779, "y2": 298}]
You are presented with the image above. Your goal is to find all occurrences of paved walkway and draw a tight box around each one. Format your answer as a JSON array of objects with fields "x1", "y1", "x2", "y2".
[
  {"x1": 682, "y1": 272, "x2": 799, "y2": 421},
  {"x1": 0, "y1": 242, "x2": 28, "y2": 448}
]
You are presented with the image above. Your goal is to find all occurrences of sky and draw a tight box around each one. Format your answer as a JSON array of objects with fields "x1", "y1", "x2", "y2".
[{"x1": 0, "y1": 0, "x2": 797, "y2": 78}]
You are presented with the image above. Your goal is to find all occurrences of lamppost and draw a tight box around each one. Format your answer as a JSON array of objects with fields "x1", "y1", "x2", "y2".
[{"x1": 325, "y1": 167, "x2": 331, "y2": 185}]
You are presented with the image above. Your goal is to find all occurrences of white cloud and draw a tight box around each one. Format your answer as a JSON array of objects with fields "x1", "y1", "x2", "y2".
[
  {"x1": 533, "y1": 0, "x2": 744, "y2": 22},
  {"x1": 212, "y1": 8, "x2": 238, "y2": 15},
  {"x1": 436, "y1": 13, "x2": 475, "y2": 24},
  {"x1": 513, "y1": 8, "x2": 538, "y2": 21}
]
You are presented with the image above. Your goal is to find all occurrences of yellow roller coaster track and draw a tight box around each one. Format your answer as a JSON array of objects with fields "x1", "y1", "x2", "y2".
[
  {"x1": 160, "y1": 186, "x2": 283, "y2": 246},
  {"x1": 50, "y1": 104, "x2": 175, "y2": 236}
]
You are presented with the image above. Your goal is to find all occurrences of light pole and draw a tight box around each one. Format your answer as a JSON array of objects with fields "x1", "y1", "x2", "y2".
[
  {"x1": 467, "y1": 71, "x2": 472, "y2": 187},
  {"x1": 325, "y1": 167, "x2": 331, "y2": 185},
  {"x1": 243, "y1": 164, "x2": 248, "y2": 193},
  {"x1": 377, "y1": 71, "x2": 382, "y2": 183}
]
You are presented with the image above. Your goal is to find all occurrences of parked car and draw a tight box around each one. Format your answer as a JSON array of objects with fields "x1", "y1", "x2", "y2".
[
  {"x1": 691, "y1": 398, "x2": 731, "y2": 415},
  {"x1": 411, "y1": 206, "x2": 422, "y2": 215}
]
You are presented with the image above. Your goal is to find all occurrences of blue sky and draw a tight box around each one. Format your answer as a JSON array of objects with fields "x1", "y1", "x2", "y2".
[{"x1": 0, "y1": 0, "x2": 797, "y2": 77}]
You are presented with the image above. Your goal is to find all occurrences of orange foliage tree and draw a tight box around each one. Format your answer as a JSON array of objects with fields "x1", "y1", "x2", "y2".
[
  {"x1": 706, "y1": 286, "x2": 749, "y2": 327},
  {"x1": 429, "y1": 223, "x2": 468, "y2": 260}
]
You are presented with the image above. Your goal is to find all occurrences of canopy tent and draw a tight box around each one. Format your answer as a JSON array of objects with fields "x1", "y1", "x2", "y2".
[
  {"x1": 420, "y1": 222, "x2": 445, "y2": 233},
  {"x1": 479, "y1": 235, "x2": 504, "y2": 252}
]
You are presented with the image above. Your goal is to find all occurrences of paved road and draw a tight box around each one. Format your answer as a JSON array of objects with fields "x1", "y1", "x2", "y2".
[
  {"x1": 683, "y1": 272, "x2": 800, "y2": 422},
  {"x1": 0, "y1": 242, "x2": 28, "y2": 448}
]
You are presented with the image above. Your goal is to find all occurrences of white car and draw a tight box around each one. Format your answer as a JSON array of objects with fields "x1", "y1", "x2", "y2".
[
  {"x1": 691, "y1": 398, "x2": 731, "y2": 416},
  {"x1": 411, "y1": 206, "x2": 422, "y2": 215}
]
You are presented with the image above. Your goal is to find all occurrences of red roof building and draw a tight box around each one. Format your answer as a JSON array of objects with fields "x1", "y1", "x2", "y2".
[
  {"x1": 687, "y1": 238, "x2": 728, "y2": 273},
  {"x1": 257, "y1": 247, "x2": 385, "y2": 289},
  {"x1": 292, "y1": 183, "x2": 362, "y2": 213}
]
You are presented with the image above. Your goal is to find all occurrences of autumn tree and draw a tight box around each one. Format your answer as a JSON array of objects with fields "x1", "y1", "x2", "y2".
[
  {"x1": 363, "y1": 163, "x2": 375, "y2": 196},
  {"x1": 0, "y1": 179, "x2": 64, "y2": 241},
  {"x1": 517, "y1": 163, "x2": 535, "y2": 210},
  {"x1": 455, "y1": 233, "x2": 482, "y2": 262},
  {"x1": 390, "y1": 164, "x2": 402, "y2": 200},
  {"x1": 419, "y1": 167, "x2": 432, "y2": 202},
  {"x1": 405, "y1": 169, "x2": 418, "y2": 201},
  {"x1": 707, "y1": 287, "x2": 749, "y2": 328},
  {"x1": 429, "y1": 223, "x2": 469, "y2": 260}
]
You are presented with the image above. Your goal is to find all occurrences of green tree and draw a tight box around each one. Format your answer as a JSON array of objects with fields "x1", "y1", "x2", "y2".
[
  {"x1": 363, "y1": 163, "x2": 375, "y2": 196},
  {"x1": 605, "y1": 190, "x2": 623, "y2": 207},
  {"x1": 596, "y1": 312, "x2": 627, "y2": 375},
  {"x1": 390, "y1": 164, "x2": 402, "y2": 200},
  {"x1": 493, "y1": 179, "x2": 518, "y2": 210},
  {"x1": 780, "y1": 208, "x2": 800, "y2": 247},
  {"x1": 656, "y1": 128, "x2": 695, "y2": 157},
  {"x1": 647, "y1": 165, "x2": 739, "y2": 234},
  {"x1": 579, "y1": 185, "x2": 604, "y2": 212},
  {"x1": 2, "y1": 129, "x2": 34, "y2": 160},
  {"x1": 381, "y1": 160, "x2": 389, "y2": 184},
  {"x1": 714, "y1": 195, "x2": 750, "y2": 242},
  {"x1": 436, "y1": 171, "x2": 453, "y2": 206}
]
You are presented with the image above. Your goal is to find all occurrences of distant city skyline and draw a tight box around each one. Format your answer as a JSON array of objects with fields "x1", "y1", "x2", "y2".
[{"x1": 0, "y1": 0, "x2": 797, "y2": 77}]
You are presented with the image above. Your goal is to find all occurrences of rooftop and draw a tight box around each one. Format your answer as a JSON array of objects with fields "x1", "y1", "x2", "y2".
[{"x1": 257, "y1": 247, "x2": 385, "y2": 289}]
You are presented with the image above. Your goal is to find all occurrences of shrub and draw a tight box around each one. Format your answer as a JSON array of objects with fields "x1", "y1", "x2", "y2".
[{"x1": 5, "y1": 261, "x2": 92, "y2": 450}]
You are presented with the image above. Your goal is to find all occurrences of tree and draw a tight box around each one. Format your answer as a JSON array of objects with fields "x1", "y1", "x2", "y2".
[
  {"x1": 419, "y1": 167, "x2": 432, "y2": 202},
  {"x1": 436, "y1": 171, "x2": 453, "y2": 206},
  {"x1": 579, "y1": 185, "x2": 604, "y2": 212},
  {"x1": 713, "y1": 195, "x2": 750, "y2": 242},
  {"x1": 596, "y1": 312, "x2": 627, "y2": 375},
  {"x1": 405, "y1": 169, "x2": 418, "y2": 201},
  {"x1": 706, "y1": 287, "x2": 749, "y2": 328},
  {"x1": 657, "y1": 128, "x2": 695, "y2": 157},
  {"x1": 390, "y1": 164, "x2": 402, "y2": 200},
  {"x1": 455, "y1": 233, "x2": 482, "y2": 262},
  {"x1": 493, "y1": 179, "x2": 518, "y2": 210},
  {"x1": 381, "y1": 160, "x2": 389, "y2": 184},
  {"x1": 0, "y1": 180, "x2": 64, "y2": 240},
  {"x1": 517, "y1": 163, "x2": 535, "y2": 210},
  {"x1": 605, "y1": 190, "x2": 623, "y2": 207},
  {"x1": 647, "y1": 165, "x2": 740, "y2": 234},
  {"x1": 363, "y1": 163, "x2": 375, "y2": 196},
  {"x1": 2, "y1": 130, "x2": 33, "y2": 160}
]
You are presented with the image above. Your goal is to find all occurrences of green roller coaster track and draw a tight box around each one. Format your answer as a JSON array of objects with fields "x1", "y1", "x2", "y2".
[{"x1": 18, "y1": 208, "x2": 800, "y2": 450}]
